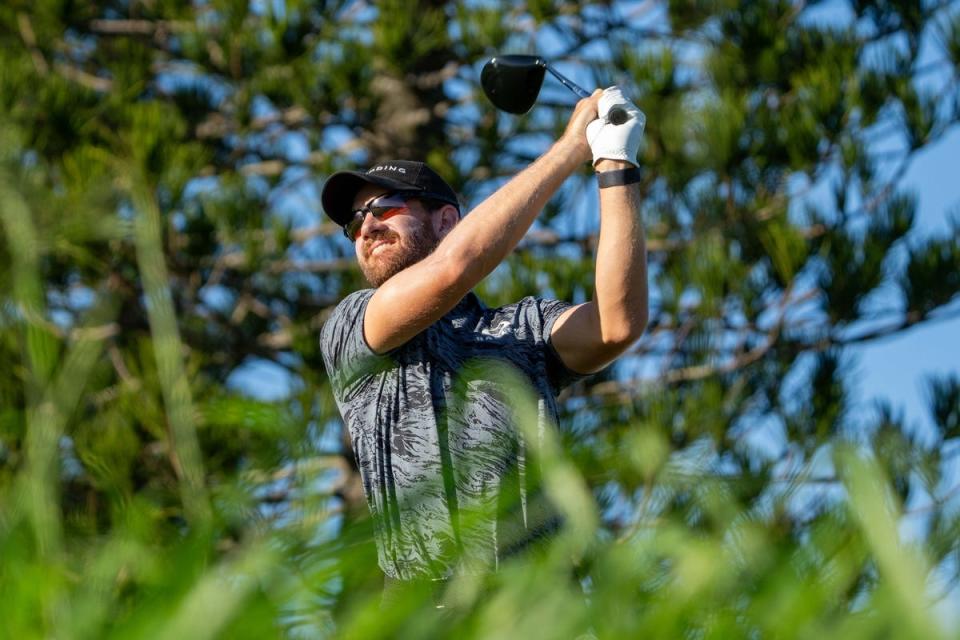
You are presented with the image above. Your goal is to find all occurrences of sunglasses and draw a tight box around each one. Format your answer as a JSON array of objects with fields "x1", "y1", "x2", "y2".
[{"x1": 343, "y1": 191, "x2": 457, "y2": 240}]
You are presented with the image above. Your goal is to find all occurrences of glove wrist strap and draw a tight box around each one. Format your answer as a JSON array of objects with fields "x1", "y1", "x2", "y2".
[{"x1": 597, "y1": 167, "x2": 641, "y2": 189}]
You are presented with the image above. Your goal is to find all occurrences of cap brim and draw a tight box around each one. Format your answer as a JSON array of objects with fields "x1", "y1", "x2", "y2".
[{"x1": 321, "y1": 171, "x2": 425, "y2": 226}]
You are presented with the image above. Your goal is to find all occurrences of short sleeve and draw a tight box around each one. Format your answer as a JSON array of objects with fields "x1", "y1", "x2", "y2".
[
  {"x1": 534, "y1": 298, "x2": 595, "y2": 391},
  {"x1": 320, "y1": 289, "x2": 390, "y2": 396}
]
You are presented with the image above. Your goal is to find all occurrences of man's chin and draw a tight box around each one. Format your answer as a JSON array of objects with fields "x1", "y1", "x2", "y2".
[
  {"x1": 362, "y1": 267, "x2": 397, "y2": 288},
  {"x1": 358, "y1": 226, "x2": 440, "y2": 287},
  {"x1": 360, "y1": 255, "x2": 408, "y2": 288}
]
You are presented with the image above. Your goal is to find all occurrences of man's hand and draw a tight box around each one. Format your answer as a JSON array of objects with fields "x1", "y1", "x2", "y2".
[
  {"x1": 586, "y1": 87, "x2": 645, "y2": 167},
  {"x1": 560, "y1": 90, "x2": 603, "y2": 165}
]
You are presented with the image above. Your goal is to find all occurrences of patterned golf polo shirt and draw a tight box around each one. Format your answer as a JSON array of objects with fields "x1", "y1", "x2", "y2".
[{"x1": 320, "y1": 289, "x2": 588, "y2": 580}]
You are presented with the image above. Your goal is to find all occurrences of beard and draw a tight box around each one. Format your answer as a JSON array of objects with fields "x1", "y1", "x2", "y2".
[{"x1": 358, "y1": 218, "x2": 441, "y2": 288}]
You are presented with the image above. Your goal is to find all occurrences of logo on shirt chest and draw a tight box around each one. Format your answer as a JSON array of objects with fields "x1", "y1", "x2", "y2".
[{"x1": 485, "y1": 318, "x2": 513, "y2": 338}]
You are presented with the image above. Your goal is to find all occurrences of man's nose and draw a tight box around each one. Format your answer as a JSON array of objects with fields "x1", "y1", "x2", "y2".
[{"x1": 359, "y1": 210, "x2": 388, "y2": 238}]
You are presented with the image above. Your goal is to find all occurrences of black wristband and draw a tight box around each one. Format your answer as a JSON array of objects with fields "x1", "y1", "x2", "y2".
[{"x1": 597, "y1": 167, "x2": 641, "y2": 189}]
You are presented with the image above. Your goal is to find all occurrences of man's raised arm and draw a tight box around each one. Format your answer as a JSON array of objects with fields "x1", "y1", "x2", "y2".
[
  {"x1": 550, "y1": 89, "x2": 649, "y2": 374},
  {"x1": 364, "y1": 94, "x2": 602, "y2": 354}
]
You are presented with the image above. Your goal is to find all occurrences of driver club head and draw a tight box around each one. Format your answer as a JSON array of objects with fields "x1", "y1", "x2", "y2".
[{"x1": 480, "y1": 55, "x2": 547, "y2": 115}]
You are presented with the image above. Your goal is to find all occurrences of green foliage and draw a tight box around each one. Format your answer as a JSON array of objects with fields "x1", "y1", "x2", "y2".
[{"x1": 927, "y1": 374, "x2": 960, "y2": 439}]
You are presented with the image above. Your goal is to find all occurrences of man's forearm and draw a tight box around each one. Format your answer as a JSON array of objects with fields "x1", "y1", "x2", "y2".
[
  {"x1": 433, "y1": 138, "x2": 585, "y2": 290},
  {"x1": 593, "y1": 160, "x2": 649, "y2": 342}
]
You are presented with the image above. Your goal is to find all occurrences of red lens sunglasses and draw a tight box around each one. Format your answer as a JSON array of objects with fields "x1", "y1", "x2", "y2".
[{"x1": 343, "y1": 191, "x2": 457, "y2": 241}]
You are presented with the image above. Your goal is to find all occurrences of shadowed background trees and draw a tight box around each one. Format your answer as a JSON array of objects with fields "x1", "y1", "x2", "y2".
[{"x1": 1, "y1": 0, "x2": 959, "y2": 637}]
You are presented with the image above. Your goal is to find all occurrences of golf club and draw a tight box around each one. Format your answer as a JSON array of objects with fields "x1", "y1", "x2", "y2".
[{"x1": 481, "y1": 54, "x2": 627, "y2": 123}]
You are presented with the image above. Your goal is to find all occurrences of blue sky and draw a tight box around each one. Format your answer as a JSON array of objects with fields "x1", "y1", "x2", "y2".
[{"x1": 851, "y1": 125, "x2": 960, "y2": 437}]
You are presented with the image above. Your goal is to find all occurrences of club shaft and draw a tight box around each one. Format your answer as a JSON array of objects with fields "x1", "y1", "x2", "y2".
[
  {"x1": 543, "y1": 63, "x2": 628, "y2": 124},
  {"x1": 544, "y1": 64, "x2": 591, "y2": 98}
]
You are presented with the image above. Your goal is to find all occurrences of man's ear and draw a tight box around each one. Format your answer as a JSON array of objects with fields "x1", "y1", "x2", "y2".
[{"x1": 435, "y1": 205, "x2": 460, "y2": 238}]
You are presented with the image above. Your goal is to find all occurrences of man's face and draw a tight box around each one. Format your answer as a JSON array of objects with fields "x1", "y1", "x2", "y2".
[{"x1": 350, "y1": 184, "x2": 443, "y2": 287}]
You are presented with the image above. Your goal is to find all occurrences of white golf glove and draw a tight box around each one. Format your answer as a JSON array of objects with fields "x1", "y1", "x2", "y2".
[{"x1": 586, "y1": 86, "x2": 645, "y2": 167}]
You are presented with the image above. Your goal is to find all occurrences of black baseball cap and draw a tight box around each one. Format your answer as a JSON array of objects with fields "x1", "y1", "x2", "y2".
[{"x1": 321, "y1": 160, "x2": 460, "y2": 227}]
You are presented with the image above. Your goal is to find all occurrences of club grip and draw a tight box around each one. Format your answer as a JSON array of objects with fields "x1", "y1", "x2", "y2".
[{"x1": 607, "y1": 106, "x2": 628, "y2": 125}]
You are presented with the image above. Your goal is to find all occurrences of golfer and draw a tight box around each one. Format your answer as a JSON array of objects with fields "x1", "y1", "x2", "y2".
[{"x1": 320, "y1": 88, "x2": 648, "y2": 589}]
